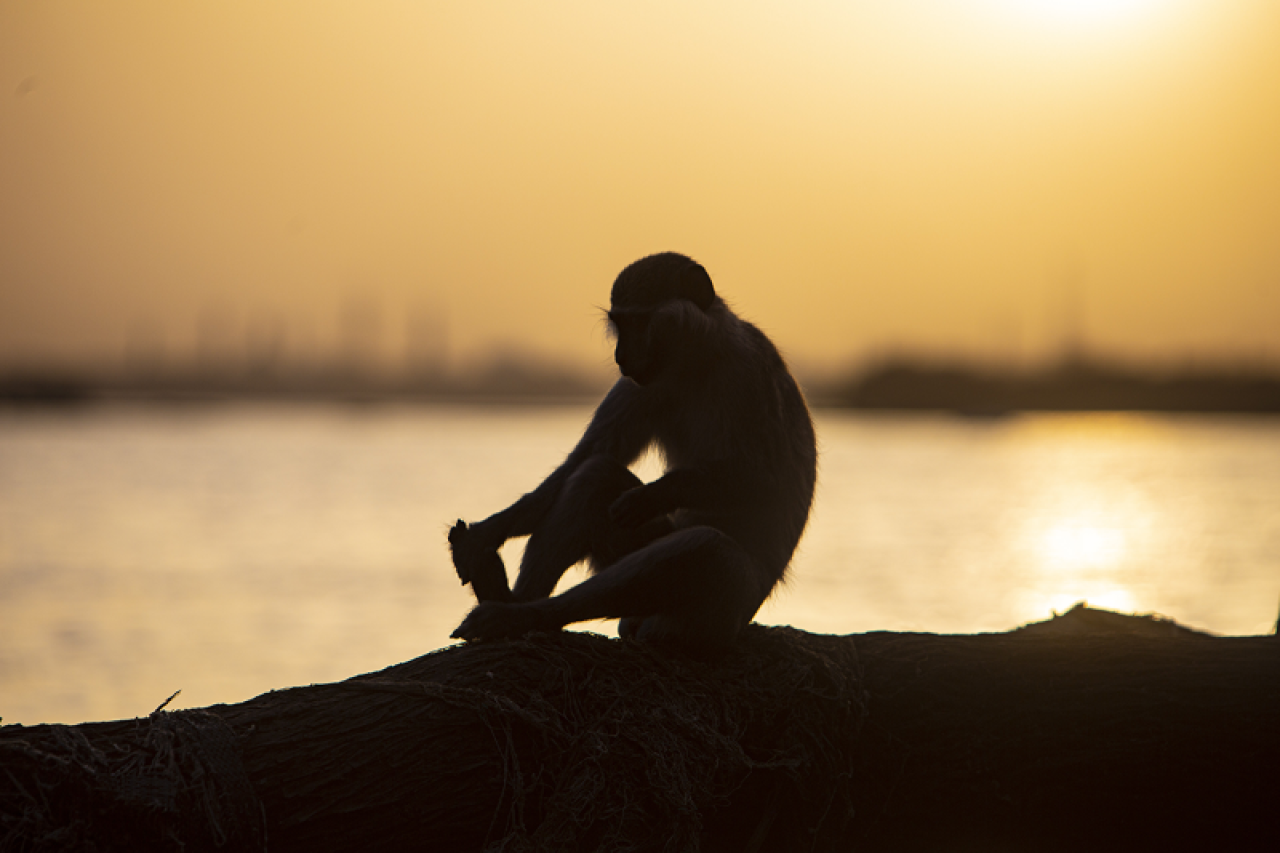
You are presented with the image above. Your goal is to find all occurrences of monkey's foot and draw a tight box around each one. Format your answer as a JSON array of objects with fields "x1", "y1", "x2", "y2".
[
  {"x1": 448, "y1": 520, "x2": 512, "y2": 603},
  {"x1": 451, "y1": 602, "x2": 550, "y2": 643}
]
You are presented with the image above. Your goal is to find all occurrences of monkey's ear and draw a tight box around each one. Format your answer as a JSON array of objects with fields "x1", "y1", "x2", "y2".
[{"x1": 679, "y1": 262, "x2": 716, "y2": 311}]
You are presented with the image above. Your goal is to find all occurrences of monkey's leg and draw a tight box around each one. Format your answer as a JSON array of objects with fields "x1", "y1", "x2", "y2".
[
  {"x1": 511, "y1": 455, "x2": 651, "y2": 601},
  {"x1": 457, "y1": 527, "x2": 761, "y2": 656},
  {"x1": 554, "y1": 527, "x2": 762, "y2": 653}
]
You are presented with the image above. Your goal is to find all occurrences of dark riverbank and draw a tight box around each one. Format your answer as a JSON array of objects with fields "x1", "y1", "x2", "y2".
[
  {"x1": 833, "y1": 357, "x2": 1280, "y2": 414},
  {"x1": 6, "y1": 357, "x2": 1280, "y2": 412}
]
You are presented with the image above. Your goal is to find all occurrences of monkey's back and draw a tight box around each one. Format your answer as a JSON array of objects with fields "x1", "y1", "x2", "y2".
[{"x1": 657, "y1": 313, "x2": 816, "y2": 587}]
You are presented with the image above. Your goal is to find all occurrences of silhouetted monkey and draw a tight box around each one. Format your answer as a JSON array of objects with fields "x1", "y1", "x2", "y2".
[{"x1": 448, "y1": 252, "x2": 816, "y2": 656}]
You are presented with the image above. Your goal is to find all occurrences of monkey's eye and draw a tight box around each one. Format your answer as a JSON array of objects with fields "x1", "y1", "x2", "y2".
[{"x1": 607, "y1": 310, "x2": 649, "y2": 337}]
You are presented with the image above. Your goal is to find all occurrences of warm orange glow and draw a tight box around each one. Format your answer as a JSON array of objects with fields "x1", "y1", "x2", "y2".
[
  {"x1": 1041, "y1": 522, "x2": 1126, "y2": 571},
  {"x1": 1011, "y1": 415, "x2": 1170, "y2": 619},
  {"x1": 1, "y1": 1, "x2": 1277, "y2": 374},
  {"x1": 996, "y1": 0, "x2": 1163, "y2": 30},
  {"x1": 1024, "y1": 506, "x2": 1147, "y2": 618}
]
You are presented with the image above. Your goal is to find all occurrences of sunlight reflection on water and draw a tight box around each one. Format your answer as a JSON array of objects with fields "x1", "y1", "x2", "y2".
[{"x1": 1, "y1": 404, "x2": 1277, "y2": 725}]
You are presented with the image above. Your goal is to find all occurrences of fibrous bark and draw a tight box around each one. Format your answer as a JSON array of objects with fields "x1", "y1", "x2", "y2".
[{"x1": 2, "y1": 606, "x2": 1277, "y2": 852}]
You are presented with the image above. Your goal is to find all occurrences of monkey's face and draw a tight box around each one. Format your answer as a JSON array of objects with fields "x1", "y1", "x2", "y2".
[
  {"x1": 608, "y1": 307, "x2": 667, "y2": 386},
  {"x1": 607, "y1": 254, "x2": 717, "y2": 386}
]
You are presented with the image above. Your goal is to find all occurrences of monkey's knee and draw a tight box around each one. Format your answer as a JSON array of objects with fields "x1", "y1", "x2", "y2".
[
  {"x1": 543, "y1": 456, "x2": 642, "y2": 540},
  {"x1": 513, "y1": 457, "x2": 643, "y2": 600},
  {"x1": 565, "y1": 455, "x2": 643, "y2": 504},
  {"x1": 558, "y1": 455, "x2": 655, "y2": 570},
  {"x1": 573, "y1": 455, "x2": 691, "y2": 572}
]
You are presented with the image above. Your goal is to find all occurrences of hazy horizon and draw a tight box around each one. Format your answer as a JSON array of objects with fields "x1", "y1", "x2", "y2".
[{"x1": 4, "y1": 1, "x2": 1279, "y2": 375}]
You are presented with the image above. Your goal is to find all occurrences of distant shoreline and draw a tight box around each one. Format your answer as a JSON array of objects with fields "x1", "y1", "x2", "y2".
[
  {"x1": 831, "y1": 357, "x2": 1280, "y2": 414},
  {"x1": 4, "y1": 357, "x2": 1280, "y2": 413}
]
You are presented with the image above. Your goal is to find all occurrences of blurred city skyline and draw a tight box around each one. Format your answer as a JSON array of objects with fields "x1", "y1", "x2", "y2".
[{"x1": 3, "y1": 1, "x2": 1279, "y2": 377}]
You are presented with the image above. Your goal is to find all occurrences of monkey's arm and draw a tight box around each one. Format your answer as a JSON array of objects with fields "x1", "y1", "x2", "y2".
[
  {"x1": 456, "y1": 380, "x2": 653, "y2": 547},
  {"x1": 609, "y1": 459, "x2": 751, "y2": 528},
  {"x1": 450, "y1": 382, "x2": 652, "y2": 600},
  {"x1": 449, "y1": 459, "x2": 596, "y2": 599},
  {"x1": 448, "y1": 475, "x2": 581, "y2": 597}
]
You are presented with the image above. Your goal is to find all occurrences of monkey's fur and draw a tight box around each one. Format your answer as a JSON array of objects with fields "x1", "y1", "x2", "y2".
[{"x1": 449, "y1": 252, "x2": 816, "y2": 656}]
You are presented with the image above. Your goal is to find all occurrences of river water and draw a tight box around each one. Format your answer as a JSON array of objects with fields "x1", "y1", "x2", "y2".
[{"x1": 2, "y1": 403, "x2": 1277, "y2": 724}]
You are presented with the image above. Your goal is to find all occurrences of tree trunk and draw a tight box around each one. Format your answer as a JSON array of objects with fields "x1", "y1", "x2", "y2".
[{"x1": 2, "y1": 606, "x2": 1277, "y2": 852}]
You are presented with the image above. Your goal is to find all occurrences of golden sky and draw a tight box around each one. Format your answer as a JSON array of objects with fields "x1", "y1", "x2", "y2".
[{"x1": 2, "y1": 1, "x2": 1278, "y2": 376}]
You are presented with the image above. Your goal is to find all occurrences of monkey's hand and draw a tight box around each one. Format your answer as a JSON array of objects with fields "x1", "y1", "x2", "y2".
[
  {"x1": 609, "y1": 484, "x2": 667, "y2": 528},
  {"x1": 448, "y1": 520, "x2": 512, "y2": 603},
  {"x1": 451, "y1": 602, "x2": 551, "y2": 643}
]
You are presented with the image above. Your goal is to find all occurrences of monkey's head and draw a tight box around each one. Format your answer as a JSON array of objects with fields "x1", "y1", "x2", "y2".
[{"x1": 607, "y1": 253, "x2": 718, "y2": 386}]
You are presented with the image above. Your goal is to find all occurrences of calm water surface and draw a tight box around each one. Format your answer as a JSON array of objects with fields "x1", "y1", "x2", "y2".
[{"x1": 1, "y1": 403, "x2": 1277, "y2": 725}]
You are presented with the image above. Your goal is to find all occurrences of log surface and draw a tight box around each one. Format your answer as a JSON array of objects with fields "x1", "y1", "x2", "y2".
[{"x1": 2, "y1": 606, "x2": 1277, "y2": 852}]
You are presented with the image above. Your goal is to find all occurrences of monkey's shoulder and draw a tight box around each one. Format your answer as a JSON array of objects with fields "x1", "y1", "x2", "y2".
[{"x1": 723, "y1": 322, "x2": 810, "y2": 416}]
